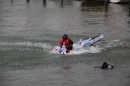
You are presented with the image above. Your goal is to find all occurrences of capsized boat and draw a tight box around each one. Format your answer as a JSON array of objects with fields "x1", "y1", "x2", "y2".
[{"x1": 50, "y1": 34, "x2": 104, "y2": 55}]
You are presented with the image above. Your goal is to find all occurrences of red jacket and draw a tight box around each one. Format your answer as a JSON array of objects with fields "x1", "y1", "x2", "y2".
[{"x1": 60, "y1": 38, "x2": 71, "y2": 49}]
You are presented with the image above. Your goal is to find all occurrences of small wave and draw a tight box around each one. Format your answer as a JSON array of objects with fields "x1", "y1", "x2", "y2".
[
  {"x1": 104, "y1": 40, "x2": 123, "y2": 48},
  {"x1": 0, "y1": 48, "x2": 33, "y2": 51},
  {"x1": 0, "y1": 42, "x2": 52, "y2": 51}
]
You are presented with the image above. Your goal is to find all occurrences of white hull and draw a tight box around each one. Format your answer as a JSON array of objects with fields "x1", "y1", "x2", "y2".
[{"x1": 110, "y1": 0, "x2": 129, "y2": 3}]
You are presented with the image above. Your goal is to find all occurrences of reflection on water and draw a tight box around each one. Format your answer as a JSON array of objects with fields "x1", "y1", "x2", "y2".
[{"x1": 81, "y1": 2, "x2": 105, "y2": 11}]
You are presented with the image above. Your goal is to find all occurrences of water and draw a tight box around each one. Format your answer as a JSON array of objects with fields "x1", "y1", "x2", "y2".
[{"x1": 0, "y1": 0, "x2": 130, "y2": 86}]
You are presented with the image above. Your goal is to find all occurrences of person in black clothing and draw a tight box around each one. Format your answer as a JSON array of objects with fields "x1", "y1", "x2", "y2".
[{"x1": 95, "y1": 62, "x2": 114, "y2": 69}]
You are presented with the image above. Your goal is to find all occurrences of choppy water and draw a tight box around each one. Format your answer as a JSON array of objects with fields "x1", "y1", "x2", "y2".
[{"x1": 0, "y1": 0, "x2": 130, "y2": 86}]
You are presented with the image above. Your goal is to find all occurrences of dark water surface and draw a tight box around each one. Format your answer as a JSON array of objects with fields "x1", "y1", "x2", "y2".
[{"x1": 0, "y1": 0, "x2": 130, "y2": 86}]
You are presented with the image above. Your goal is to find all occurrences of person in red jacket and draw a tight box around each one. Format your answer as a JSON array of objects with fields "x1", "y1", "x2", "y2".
[{"x1": 59, "y1": 34, "x2": 73, "y2": 53}]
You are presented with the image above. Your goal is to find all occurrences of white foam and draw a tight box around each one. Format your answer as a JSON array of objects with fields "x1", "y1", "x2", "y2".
[{"x1": 50, "y1": 45, "x2": 103, "y2": 55}]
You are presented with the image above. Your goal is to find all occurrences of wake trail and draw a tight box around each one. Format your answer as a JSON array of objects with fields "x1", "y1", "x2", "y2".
[{"x1": 0, "y1": 42, "x2": 52, "y2": 51}]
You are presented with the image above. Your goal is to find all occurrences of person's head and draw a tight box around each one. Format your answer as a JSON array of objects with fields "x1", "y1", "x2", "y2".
[
  {"x1": 102, "y1": 62, "x2": 108, "y2": 69},
  {"x1": 62, "y1": 34, "x2": 68, "y2": 40}
]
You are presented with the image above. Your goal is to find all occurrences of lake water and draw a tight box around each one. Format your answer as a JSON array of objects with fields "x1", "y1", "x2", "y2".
[{"x1": 0, "y1": 0, "x2": 130, "y2": 86}]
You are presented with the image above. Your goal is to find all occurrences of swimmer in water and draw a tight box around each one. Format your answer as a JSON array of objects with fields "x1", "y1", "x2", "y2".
[{"x1": 95, "y1": 62, "x2": 114, "y2": 69}]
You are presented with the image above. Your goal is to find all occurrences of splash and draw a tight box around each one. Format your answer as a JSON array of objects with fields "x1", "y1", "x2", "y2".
[
  {"x1": 50, "y1": 38, "x2": 104, "y2": 55},
  {"x1": 50, "y1": 39, "x2": 124, "y2": 55}
]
